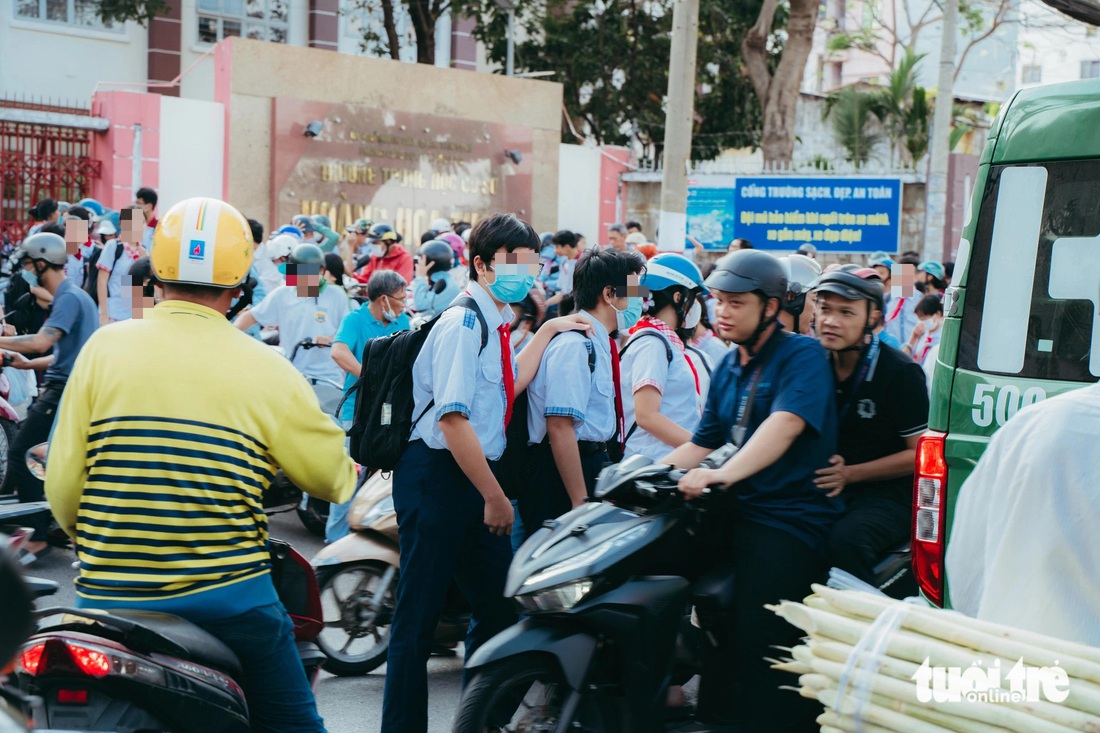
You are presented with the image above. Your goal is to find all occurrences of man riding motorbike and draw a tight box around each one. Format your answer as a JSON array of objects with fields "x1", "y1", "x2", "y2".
[
  {"x1": 662, "y1": 249, "x2": 842, "y2": 733},
  {"x1": 44, "y1": 197, "x2": 357, "y2": 733}
]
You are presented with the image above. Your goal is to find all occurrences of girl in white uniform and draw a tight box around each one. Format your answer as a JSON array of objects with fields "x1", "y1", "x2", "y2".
[{"x1": 619, "y1": 253, "x2": 710, "y2": 461}]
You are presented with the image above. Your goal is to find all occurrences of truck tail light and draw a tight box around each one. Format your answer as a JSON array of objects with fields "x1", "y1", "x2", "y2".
[{"x1": 913, "y1": 431, "x2": 948, "y2": 607}]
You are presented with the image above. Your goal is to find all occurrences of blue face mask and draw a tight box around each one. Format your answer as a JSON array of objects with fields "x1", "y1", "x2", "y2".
[
  {"x1": 487, "y1": 272, "x2": 536, "y2": 304},
  {"x1": 615, "y1": 296, "x2": 643, "y2": 332},
  {"x1": 277, "y1": 263, "x2": 288, "y2": 276},
  {"x1": 20, "y1": 269, "x2": 38, "y2": 288}
]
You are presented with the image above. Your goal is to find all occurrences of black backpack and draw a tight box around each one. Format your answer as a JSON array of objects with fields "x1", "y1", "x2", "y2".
[
  {"x1": 496, "y1": 334, "x2": 596, "y2": 499},
  {"x1": 82, "y1": 242, "x2": 123, "y2": 305},
  {"x1": 344, "y1": 296, "x2": 487, "y2": 471}
]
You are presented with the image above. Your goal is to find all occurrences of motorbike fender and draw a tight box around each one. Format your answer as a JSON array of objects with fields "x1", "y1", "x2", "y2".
[
  {"x1": 0, "y1": 398, "x2": 18, "y2": 422},
  {"x1": 465, "y1": 620, "x2": 598, "y2": 692},
  {"x1": 311, "y1": 532, "x2": 400, "y2": 569}
]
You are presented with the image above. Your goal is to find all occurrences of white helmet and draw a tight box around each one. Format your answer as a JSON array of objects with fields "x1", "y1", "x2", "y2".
[{"x1": 266, "y1": 233, "x2": 298, "y2": 261}]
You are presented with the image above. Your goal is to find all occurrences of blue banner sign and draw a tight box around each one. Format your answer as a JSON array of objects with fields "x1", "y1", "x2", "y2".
[{"x1": 687, "y1": 177, "x2": 903, "y2": 254}]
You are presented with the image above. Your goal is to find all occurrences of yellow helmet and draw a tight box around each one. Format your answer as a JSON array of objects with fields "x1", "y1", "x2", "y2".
[{"x1": 151, "y1": 197, "x2": 253, "y2": 288}]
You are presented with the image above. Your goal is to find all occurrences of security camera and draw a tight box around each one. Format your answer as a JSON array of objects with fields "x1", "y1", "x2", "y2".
[
  {"x1": 504, "y1": 149, "x2": 522, "y2": 165},
  {"x1": 304, "y1": 120, "x2": 324, "y2": 138}
]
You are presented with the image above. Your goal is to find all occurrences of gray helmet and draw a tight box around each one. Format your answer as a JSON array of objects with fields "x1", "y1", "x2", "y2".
[
  {"x1": 814, "y1": 270, "x2": 884, "y2": 310},
  {"x1": 19, "y1": 232, "x2": 68, "y2": 267},
  {"x1": 796, "y1": 243, "x2": 818, "y2": 257},
  {"x1": 705, "y1": 249, "x2": 787, "y2": 299},
  {"x1": 289, "y1": 243, "x2": 325, "y2": 266}
]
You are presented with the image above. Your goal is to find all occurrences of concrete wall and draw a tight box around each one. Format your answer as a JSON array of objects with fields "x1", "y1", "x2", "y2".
[
  {"x1": 158, "y1": 95, "x2": 225, "y2": 210},
  {"x1": 214, "y1": 38, "x2": 563, "y2": 231},
  {"x1": 90, "y1": 91, "x2": 162, "y2": 210},
  {"x1": 558, "y1": 145, "x2": 601, "y2": 239},
  {"x1": 0, "y1": 9, "x2": 146, "y2": 105}
]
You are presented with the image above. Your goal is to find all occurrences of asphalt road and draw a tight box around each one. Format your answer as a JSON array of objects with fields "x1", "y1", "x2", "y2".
[{"x1": 21, "y1": 510, "x2": 464, "y2": 733}]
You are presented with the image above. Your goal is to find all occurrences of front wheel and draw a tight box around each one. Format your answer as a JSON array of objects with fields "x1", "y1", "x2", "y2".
[
  {"x1": 316, "y1": 562, "x2": 396, "y2": 675},
  {"x1": 453, "y1": 655, "x2": 621, "y2": 733}
]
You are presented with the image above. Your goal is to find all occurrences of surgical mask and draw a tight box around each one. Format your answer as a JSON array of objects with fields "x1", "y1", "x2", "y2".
[
  {"x1": 486, "y1": 271, "x2": 535, "y2": 304},
  {"x1": 370, "y1": 244, "x2": 386, "y2": 258},
  {"x1": 381, "y1": 302, "x2": 398, "y2": 323},
  {"x1": 20, "y1": 269, "x2": 38, "y2": 288},
  {"x1": 684, "y1": 300, "x2": 702, "y2": 330},
  {"x1": 277, "y1": 263, "x2": 288, "y2": 275},
  {"x1": 613, "y1": 296, "x2": 643, "y2": 332}
]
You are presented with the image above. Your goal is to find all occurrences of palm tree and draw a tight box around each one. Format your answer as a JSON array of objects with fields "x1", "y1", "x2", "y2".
[
  {"x1": 869, "y1": 49, "x2": 930, "y2": 167},
  {"x1": 823, "y1": 86, "x2": 883, "y2": 168}
]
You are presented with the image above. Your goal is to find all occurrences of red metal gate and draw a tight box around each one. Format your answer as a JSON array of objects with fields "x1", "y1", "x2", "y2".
[{"x1": 0, "y1": 99, "x2": 102, "y2": 245}]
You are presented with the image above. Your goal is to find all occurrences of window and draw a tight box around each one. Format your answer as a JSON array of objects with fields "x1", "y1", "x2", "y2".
[
  {"x1": 1082, "y1": 60, "x2": 1100, "y2": 79},
  {"x1": 15, "y1": 0, "x2": 120, "y2": 31},
  {"x1": 960, "y1": 160, "x2": 1100, "y2": 383},
  {"x1": 197, "y1": 0, "x2": 287, "y2": 44},
  {"x1": 1021, "y1": 65, "x2": 1042, "y2": 84}
]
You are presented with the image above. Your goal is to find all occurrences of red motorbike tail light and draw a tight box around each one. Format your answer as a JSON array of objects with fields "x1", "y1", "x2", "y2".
[
  {"x1": 913, "y1": 431, "x2": 949, "y2": 607},
  {"x1": 19, "y1": 643, "x2": 46, "y2": 675},
  {"x1": 66, "y1": 644, "x2": 111, "y2": 678},
  {"x1": 57, "y1": 689, "x2": 89, "y2": 705}
]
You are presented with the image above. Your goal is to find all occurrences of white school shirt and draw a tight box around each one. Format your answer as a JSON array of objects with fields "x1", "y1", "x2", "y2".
[
  {"x1": 693, "y1": 330, "x2": 730, "y2": 366},
  {"x1": 620, "y1": 328, "x2": 705, "y2": 461},
  {"x1": 526, "y1": 310, "x2": 617, "y2": 445},
  {"x1": 97, "y1": 239, "x2": 145, "y2": 322},
  {"x1": 409, "y1": 281, "x2": 515, "y2": 461},
  {"x1": 250, "y1": 283, "x2": 350, "y2": 383},
  {"x1": 883, "y1": 295, "x2": 918, "y2": 347},
  {"x1": 946, "y1": 382, "x2": 1100, "y2": 646}
]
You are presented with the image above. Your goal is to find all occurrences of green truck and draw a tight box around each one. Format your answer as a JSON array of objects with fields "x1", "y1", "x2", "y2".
[{"x1": 913, "y1": 78, "x2": 1100, "y2": 607}]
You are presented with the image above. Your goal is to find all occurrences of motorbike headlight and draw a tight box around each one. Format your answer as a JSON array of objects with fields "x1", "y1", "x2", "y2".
[
  {"x1": 520, "y1": 524, "x2": 650, "y2": 591},
  {"x1": 358, "y1": 495, "x2": 394, "y2": 528},
  {"x1": 516, "y1": 579, "x2": 594, "y2": 614}
]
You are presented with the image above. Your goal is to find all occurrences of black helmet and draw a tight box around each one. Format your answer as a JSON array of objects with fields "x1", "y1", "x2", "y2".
[
  {"x1": 705, "y1": 250, "x2": 787, "y2": 299},
  {"x1": 368, "y1": 223, "x2": 396, "y2": 241},
  {"x1": 814, "y1": 270, "x2": 884, "y2": 310},
  {"x1": 418, "y1": 240, "x2": 454, "y2": 273},
  {"x1": 289, "y1": 243, "x2": 325, "y2": 266}
]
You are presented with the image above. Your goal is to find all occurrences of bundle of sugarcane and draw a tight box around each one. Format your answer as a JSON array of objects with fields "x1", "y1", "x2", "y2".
[{"x1": 767, "y1": 584, "x2": 1100, "y2": 733}]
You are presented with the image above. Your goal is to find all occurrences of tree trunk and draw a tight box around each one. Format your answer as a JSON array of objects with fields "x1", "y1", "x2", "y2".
[
  {"x1": 743, "y1": 0, "x2": 820, "y2": 166},
  {"x1": 408, "y1": 0, "x2": 436, "y2": 65},
  {"x1": 380, "y1": 0, "x2": 401, "y2": 60}
]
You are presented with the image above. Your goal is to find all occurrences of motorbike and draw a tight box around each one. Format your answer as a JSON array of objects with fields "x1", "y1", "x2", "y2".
[
  {"x1": 11, "y1": 444, "x2": 327, "y2": 733},
  {"x1": 454, "y1": 446, "x2": 913, "y2": 733},
  {"x1": 0, "y1": 295, "x2": 31, "y2": 492},
  {"x1": 310, "y1": 469, "x2": 470, "y2": 676}
]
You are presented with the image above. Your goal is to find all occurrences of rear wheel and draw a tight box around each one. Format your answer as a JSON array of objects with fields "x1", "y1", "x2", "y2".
[
  {"x1": 297, "y1": 496, "x2": 329, "y2": 537},
  {"x1": 316, "y1": 562, "x2": 396, "y2": 675},
  {"x1": 454, "y1": 655, "x2": 621, "y2": 733},
  {"x1": 0, "y1": 417, "x2": 17, "y2": 494}
]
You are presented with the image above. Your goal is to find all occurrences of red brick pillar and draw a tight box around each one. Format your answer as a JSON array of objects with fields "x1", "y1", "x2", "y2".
[
  {"x1": 147, "y1": 0, "x2": 183, "y2": 96},
  {"x1": 309, "y1": 0, "x2": 339, "y2": 50}
]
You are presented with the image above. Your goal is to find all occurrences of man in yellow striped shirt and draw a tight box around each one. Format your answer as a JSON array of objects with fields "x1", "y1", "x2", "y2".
[{"x1": 46, "y1": 197, "x2": 356, "y2": 733}]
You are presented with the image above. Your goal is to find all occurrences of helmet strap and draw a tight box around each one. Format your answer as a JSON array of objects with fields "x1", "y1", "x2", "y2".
[{"x1": 740, "y1": 299, "x2": 777, "y2": 356}]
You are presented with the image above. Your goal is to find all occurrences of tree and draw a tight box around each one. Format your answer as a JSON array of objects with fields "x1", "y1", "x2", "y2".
[
  {"x1": 469, "y1": 0, "x2": 764, "y2": 163},
  {"x1": 742, "y1": 0, "x2": 820, "y2": 165},
  {"x1": 823, "y1": 87, "x2": 884, "y2": 168},
  {"x1": 868, "y1": 49, "x2": 931, "y2": 166}
]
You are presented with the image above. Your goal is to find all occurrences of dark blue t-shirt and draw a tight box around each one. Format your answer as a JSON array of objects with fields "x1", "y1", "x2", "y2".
[
  {"x1": 692, "y1": 329, "x2": 843, "y2": 554},
  {"x1": 43, "y1": 278, "x2": 98, "y2": 383}
]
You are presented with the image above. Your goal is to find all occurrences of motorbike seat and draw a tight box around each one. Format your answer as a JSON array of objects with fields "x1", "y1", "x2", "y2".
[
  {"x1": 689, "y1": 565, "x2": 736, "y2": 613},
  {"x1": 101, "y1": 610, "x2": 243, "y2": 677}
]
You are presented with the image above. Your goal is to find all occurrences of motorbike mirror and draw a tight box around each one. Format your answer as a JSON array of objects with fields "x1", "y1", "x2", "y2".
[{"x1": 25, "y1": 443, "x2": 48, "y2": 481}]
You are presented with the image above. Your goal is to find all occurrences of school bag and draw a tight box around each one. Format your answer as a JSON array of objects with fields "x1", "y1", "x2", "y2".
[
  {"x1": 496, "y1": 334, "x2": 596, "y2": 499},
  {"x1": 616, "y1": 329, "x2": 673, "y2": 446},
  {"x1": 343, "y1": 296, "x2": 487, "y2": 471},
  {"x1": 82, "y1": 241, "x2": 124, "y2": 305}
]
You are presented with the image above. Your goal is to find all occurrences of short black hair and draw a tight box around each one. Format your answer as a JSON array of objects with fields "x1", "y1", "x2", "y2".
[
  {"x1": 915, "y1": 294, "x2": 943, "y2": 317},
  {"x1": 943, "y1": 261, "x2": 955, "y2": 279},
  {"x1": 454, "y1": 222, "x2": 472, "y2": 236},
  {"x1": 29, "y1": 198, "x2": 58, "y2": 221},
  {"x1": 66, "y1": 206, "x2": 91, "y2": 222},
  {"x1": 247, "y1": 218, "x2": 264, "y2": 245},
  {"x1": 898, "y1": 253, "x2": 921, "y2": 265},
  {"x1": 730, "y1": 238, "x2": 753, "y2": 250},
  {"x1": 120, "y1": 208, "x2": 137, "y2": 222},
  {"x1": 323, "y1": 252, "x2": 345, "y2": 282},
  {"x1": 625, "y1": 220, "x2": 643, "y2": 232},
  {"x1": 135, "y1": 187, "x2": 158, "y2": 207},
  {"x1": 420, "y1": 230, "x2": 436, "y2": 245},
  {"x1": 467, "y1": 213, "x2": 540, "y2": 282},
  {"x1": 551, "y1": 230, "x2": 578, "y2": 248},
  {"x1": 572, "y1": 247, "x2": 646, "y2": 312}
]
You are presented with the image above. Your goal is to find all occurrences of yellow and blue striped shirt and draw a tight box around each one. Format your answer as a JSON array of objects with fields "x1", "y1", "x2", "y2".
[{"x1": 47, "y1": 300, "x2": 356, "y2": 619}]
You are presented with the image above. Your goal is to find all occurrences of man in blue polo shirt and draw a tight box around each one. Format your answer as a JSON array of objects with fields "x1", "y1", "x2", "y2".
[{"x1": 665, "y1": 249, "x2": 841, "y2": 733}]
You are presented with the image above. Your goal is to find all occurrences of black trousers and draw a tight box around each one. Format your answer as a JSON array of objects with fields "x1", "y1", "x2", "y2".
[
  {"x1": 10, "y1": 382, "x2": 64, "y2": 541},
  {"x1": 827, "y1": 494, "x2": 911, "y2": 584},
  {"x1": 517, "y1": 440, "x2": 608, "y2": 536}
]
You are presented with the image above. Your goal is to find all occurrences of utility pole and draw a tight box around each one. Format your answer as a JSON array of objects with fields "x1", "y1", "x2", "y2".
[
  {"x1": 495, "y1": 0, "x2": 516, "y2": 76},
  {"x1": 923, "y1": 0, "x2": 957, "y2": 263},
  {"x1": 656, "y1": 0, "x2": 700, "y2": 252}
]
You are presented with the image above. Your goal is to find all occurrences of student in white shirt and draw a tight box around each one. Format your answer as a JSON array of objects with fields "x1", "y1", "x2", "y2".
[
  {"x1": 381, "y1": 215, "x2": 590, "y2": 733},
  {"x1": 234, "y1": 243, "x2": 350, "y2": 386},
  {"x1": 522, "y1": 247, "x2": 645, "y2": 532},
  {"x1": 620, "y1": 253, "x2": 709, "y2": 461},
  {"x1": 96, "y1": 208, "x2": 148, "y2": 325}
]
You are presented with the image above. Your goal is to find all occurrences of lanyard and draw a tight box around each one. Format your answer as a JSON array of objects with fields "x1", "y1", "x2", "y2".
[
  {"x1": 837, "y1": 336, "x2": 880, "y2": 422},
  {"x1": 731, "y1": 331, "x2": 786, "y2": 447},
  {"x1": 884, "y1": 296, "x2": 905, "y2": 325}
]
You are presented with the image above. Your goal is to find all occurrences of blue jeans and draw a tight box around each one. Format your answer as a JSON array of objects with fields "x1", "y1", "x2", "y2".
[
  {"x1": 325, "y1": 420, "x2": 356, "y2": 544},
  {"x1": 381, "y1": 441, "x2": 516, "y2": 733},
  {"x1": 196, "y1": 602, "x2": 326, "y2": 733}
]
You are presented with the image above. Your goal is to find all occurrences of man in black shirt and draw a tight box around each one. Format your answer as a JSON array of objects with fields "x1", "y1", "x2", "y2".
[{"x1": 812, "y1": 270, "x2": 928, "y2": 584}]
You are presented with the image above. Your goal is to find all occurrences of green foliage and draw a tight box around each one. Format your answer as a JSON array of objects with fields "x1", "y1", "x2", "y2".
[
  {"x1": 468, "y1": 0, "x2": 766, "y2": 161},
  {"x1": 823, "y1": 87, "x2": 883, "y2": 167},
  {"x1": 94, "y1": 0, "x2": 166, "y2": 24},
  {"x1": 864, "y1": 49, "x2": 930, "y2": 165}
]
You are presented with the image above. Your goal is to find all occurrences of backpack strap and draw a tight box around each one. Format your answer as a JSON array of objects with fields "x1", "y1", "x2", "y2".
[
  {"x1": 684, "y1": 343, "x2": 713, "y2": 377},
  {"x1": 619, "y1": 328, "x2": 673, "y2": 364},
  {"x1": 411, "y1": 293, "x2": 491, "y2": 430}
]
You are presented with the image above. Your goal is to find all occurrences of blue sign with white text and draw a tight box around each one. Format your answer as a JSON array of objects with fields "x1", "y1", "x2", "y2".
[{"x1": 731, "y1": 177, "x2": 902, "y2": 254}]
